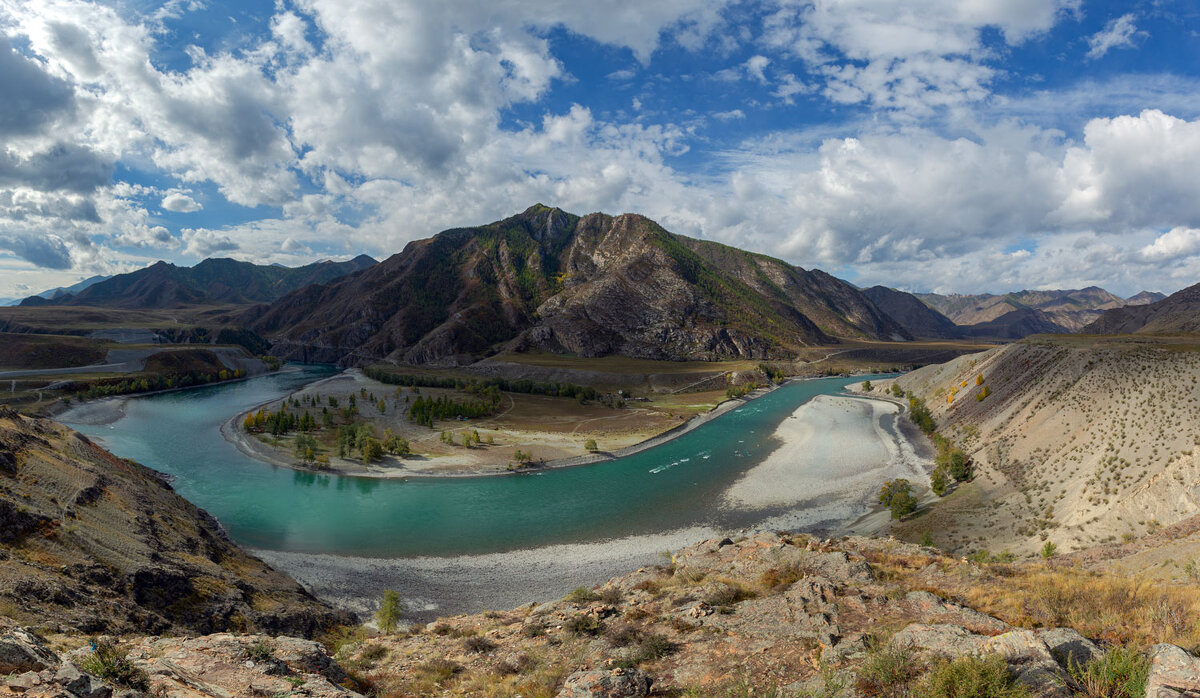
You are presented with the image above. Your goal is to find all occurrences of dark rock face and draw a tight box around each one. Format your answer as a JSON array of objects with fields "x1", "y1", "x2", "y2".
[
  {"x1": 862, "y1": 286, "x2": 963, "y2": 339},
  {"x1": 248, "y1": 205, "x2": 910, "y2": 366}
]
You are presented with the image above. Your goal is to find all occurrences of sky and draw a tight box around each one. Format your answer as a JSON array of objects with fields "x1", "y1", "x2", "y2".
[{"x1": 2, "y1": 0, "x2": 1200, "y2": 300}]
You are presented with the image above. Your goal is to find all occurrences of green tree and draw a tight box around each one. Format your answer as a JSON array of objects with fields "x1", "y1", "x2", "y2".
[
  {"x1": 879, "y1": 479, "x2": 918, "y2": 519},
  {"x1": 891, "y1": 383, "x2": 905, "y2": 398},
  {"x1": 584, "y1": 438, "x2": 598, "y2": 452},
  {"x1": 1040, "y1": 541, "x2": 1058, "y2": 559},
  {"x1": 376, "y1": 589, "x2": 402, "y2": 634},
  {"x1": 361, "y1": 436, "x2": 384, "y2": 463},
  {"x1": 930, "y1": 467, "x2": 949, "y2": 496},
  {"x1": 862, "y1": 380, "x2": 873, "y2": 392}
]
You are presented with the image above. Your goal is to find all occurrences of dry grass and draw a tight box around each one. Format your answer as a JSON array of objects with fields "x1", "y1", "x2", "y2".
[{"x1": 867, "y1": 547, "x2": 1200, "y2": 650}]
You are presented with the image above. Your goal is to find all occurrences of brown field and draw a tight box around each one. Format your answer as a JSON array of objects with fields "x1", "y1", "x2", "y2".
[
  {"x1": 0, "y1": 305, "x2": 242, "y2": 332},
  {"x1": 0, "y1": 332, "x2": 115, "y2": 370}
]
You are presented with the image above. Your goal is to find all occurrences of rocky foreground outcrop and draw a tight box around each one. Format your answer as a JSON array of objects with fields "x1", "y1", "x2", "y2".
[
  {"x1": 0, "y1": 407, "x2": 349, "y2": 637},
  {"x1": 3, "y1": 531, "x2": 1200, "y2": 695},
  {"x1": 322, "y1": 532, "x2": 1200, "y2": 696},
  {"x1": 0, "y1": 628, "x2": 361, "y2": 697}
]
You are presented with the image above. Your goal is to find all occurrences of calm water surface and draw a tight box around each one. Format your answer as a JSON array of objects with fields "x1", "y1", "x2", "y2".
[{"x1": 66, "y1": 366, "x2": 867, "y2": 557}]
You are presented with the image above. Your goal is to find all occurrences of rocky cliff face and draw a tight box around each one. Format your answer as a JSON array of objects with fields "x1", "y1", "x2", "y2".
[
  {"x1": 246, "y1": 205, "x2": 910, "y2": 366},
  {"x1": 0, "y1": 407, "x2": 349, "y2": 637}
]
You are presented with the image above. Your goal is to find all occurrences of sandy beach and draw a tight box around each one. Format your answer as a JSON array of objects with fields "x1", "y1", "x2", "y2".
[
  {"x1": 722, "y1": 394, "x2": 932, "y2": 530},
  {"x1": 256, "y1": 388, "x2": 933, "y2": 621}
]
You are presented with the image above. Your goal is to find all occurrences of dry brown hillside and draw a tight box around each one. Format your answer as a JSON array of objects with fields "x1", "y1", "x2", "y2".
[
  {"x1": 0, "y1": 406, "x2": 349, "y2": 636},
  {"x1": 892, "y1": 335, "x2": 1200, "y2": 558}
]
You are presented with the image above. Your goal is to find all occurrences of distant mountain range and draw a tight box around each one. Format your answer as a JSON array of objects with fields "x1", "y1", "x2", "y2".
[
  {"x1": 1083, "y1": 282, "x2": 1200, "y2": 334},
  {"x1": 4, "y1": 205, "x2": 1192, "y2": 362},
  {"x1": 0, "y1": 275, "x2": 112, "y2": 307},
  {"x1": 243, "y1": 205, "x2": 911, "y2": 365},
  {"x1": 20, "y1": 256, "x2": 376, "y2": 309}
]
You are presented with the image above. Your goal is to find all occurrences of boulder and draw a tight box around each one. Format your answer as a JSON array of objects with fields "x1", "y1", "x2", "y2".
[
  {"x1": 55, "y1": 662, "x2": 113, "y2": 698},
  {"x1": 1145, "y1": 644, "x2": 1200, "y2": 697},
  {"x1": 556, "y1": 667, "x2": 651, "y2": 698},
  {"x1": 981, "y1": 629, "x2": 1071, "y2": 698},
  {"x1": 891, "y1": 623, "x2": 985, "y2": 657},
  {"x1": 1038, "y1": 628, "x2": 1101, "y2": 670},
  {"x1": 905, "y1": 591, "x2": 1009, "y2": 634},
  {"x1": 0, "y1": 627, "x2": 60, "y2": 674}
]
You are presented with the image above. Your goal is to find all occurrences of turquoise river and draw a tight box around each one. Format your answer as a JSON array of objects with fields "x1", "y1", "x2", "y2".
[{"x1": 65, "y1": 365, "x2": 874, "y2": 558}]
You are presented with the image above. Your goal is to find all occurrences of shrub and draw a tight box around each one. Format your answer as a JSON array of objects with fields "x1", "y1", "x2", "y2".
[
  {"x1": 584, "y1": 438, "x2": 598, "y2": 452},
  {"x1": 463, "y1": 635, "x2": 496, "y2": 654},
  {"x1": 855, "y1": 642, "x2": 922, "y2": 696},
  {"x1": 703, "y1": 581, "x2": 754, "y2": 607},
  {"x1": 79, "y1": 640, "x2": 150, "y2": 691},
  {"x1": 597, "y1": 586, "x2": 624, "y2": 604},
  {"x1": 919, "y1": 654, "x2": 1030, "y2": 697},
  {"x1": 244, "y1": 640, "x2": 274, "y2": 662},
  {"x1": 1041, "y1": 541, "x2": 1058, "y2": 559},
  {"x1": 564, "y1": 587, "x2": 601, "y2": 603},
  {"x1": 416, "y1": 658, "x2": 462, "y2": 684},
  {"x1": 606, "y1": 623, "x2": 642, "y2": 647},
  {"x1": 630, "y1": 633, "x2": 677, "y2": 664},
  {"x1": 1068, "y1": 646, "x2": 1149, "y2": 698},
  {"x1": 564, "y1": 615, "x2": 605, "y2": 636},
  {"x1": 759, "y1": 563, "x2": 804, "y2": 591},
  {"x1": 863, "y1": 380, "x2": 873, "y2": 391}
]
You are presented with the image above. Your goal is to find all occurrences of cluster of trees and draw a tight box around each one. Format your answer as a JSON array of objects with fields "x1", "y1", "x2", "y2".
[
  {"x1": 907, "y1": 395, "x2": 935, "y2": 434},
  {"x1": 930, "y1": 434, "x2": 971, "y2": 496},
  {"x1": 879, "y1": 479, "x2": 918, "y2": 519},
  {"x1": 75, "y1": 369, "x2": 247, "y2": 400},
  {"x1": 243, "y1": 407, "x2": 317, "y2": 435},
  {"x1": 440, "y1": 429, "x2": 490, "y2": 447},
  {"x1": 758, "y1": 363, "x2": 787, "y2": 384},
  {"x1": 362, "y1": 366, "x2": 601, "y2": 402},
  {"x1": 259, "y1": 355, "x2": 282, "y2": 371},
  {"x1": 407, "y1": 395, "x2": 498, "y2": 428},
  {"x1": 726, "y1": 381, "x2": 760, "y2": 399}
]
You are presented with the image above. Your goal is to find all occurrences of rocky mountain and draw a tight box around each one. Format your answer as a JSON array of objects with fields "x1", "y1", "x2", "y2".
[
  {"x1": 1126, "y1": 290, "x2": 1167, "y2": 305},
  {"x1": 956, "y1": 307, "x2": 1072, "y2": 339},
  {"x1": 893, "y1": 335, "x2": 1200, "y2": 557},
  {"x1": 0, "y1": 406, "x2": 349, "y2": 636},
  {"x1": 246, "y1": 205, "x2": 910, "y2": 366},
  {"x1": 20, "y1": 256, "x2": 376, "y2": 310},
  {"x1": 917, "y1": 287, "x2": 1128, "y2": 333},
  {"x1": 861, "y1": 286, "x2": 963, "y2": 339},
  {"x1": 1083, "y1": 282, "x2": 1200, "y2": 334}
]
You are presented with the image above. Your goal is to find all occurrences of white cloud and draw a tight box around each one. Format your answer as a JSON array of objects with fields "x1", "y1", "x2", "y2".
[
  {"x1": 181, "y1": 228, "x2": 238, "y2": 257},
  {"x1": 1087, "y1": 14, "x2": 1140, "y2": 60},
  {"x1": 1139, "y1": 227, "x2": 1200, "y2": 262},
  {"x1": 713, "y1": 109, "x2": 745, "y2": 120},
  {"x1": 746, "y1": 54, "x2": 770, "y2": 83},
  {"x1": 762, "y1": 0, "x2": 1078, "y2": 113},
  {"x1": 161, "y1": 191, "x2": 201, "y2": 212}
]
